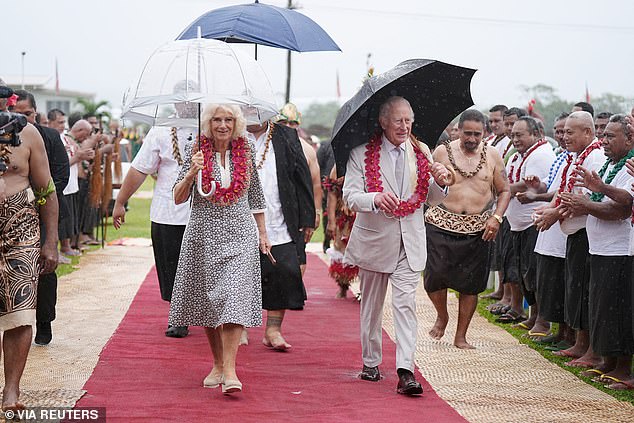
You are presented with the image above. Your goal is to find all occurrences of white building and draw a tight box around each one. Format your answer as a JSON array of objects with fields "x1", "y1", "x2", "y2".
[{"x1": 3, "y1": 75, "x2": 94, "y2": 115}]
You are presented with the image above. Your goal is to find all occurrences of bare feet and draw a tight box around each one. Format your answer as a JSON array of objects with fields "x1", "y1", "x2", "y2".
[
  {"x1": 454, "y1": 337, "x2": 476, "y2": 349},
  {"x1": 262, "y1": 332, "x2": 292, "y2": 351},
  {"x1": 480, "y1": 292, "x2": 503, "y2": 300},
  {"x1": 567, "y1": 352, "x2": 601, "y2": 369},
  {"x1": 1, "y1": 388, "x2": 22, "y2": 412},
  {"x1": 429, "y1": 315, "x2": 449, "y2": 340},
  {"x1": 553, "y1": 347, "x2": 584, "y2": 359}
]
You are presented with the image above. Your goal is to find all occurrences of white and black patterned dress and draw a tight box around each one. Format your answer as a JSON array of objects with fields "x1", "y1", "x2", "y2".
[{"x1": 168, "y1": 141, "x2": 266, "y2": 328}]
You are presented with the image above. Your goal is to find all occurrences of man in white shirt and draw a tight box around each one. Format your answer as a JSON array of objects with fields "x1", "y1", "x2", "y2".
[
  {"x1": 498, "y1": 117, "x2": 555, "y2": 330},
  {"x1": 487, "y1": 108, "x2": 528, "y2": 318},
  {"x1": 562, "y1": 114, "x2": 634, "y2": 384},
  {"x1": 535, "y1": 111, "x2": 606, "y2": 367},
  {"x1": 113, "y1": 119, "x2": 194, "y2": 338},
  {"x1": 247, "y1": 120, "x2": 315, "y2": 351}
]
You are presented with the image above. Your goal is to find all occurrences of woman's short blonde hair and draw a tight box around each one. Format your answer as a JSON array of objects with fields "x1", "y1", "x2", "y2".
[{"x1": 201, "y1": 104, "x2": 247, "y2": 139}]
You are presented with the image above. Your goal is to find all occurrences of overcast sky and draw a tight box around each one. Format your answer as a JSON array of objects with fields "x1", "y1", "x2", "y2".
[{"x1": 4, "y1": 0, "x2": 634, "y2": 115}]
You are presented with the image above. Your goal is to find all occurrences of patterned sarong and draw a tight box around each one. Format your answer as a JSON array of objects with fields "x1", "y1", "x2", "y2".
[
  {"x1": 0, "y1": 188, "x2": 40, "y2": 331},
  {"x1": 424, "y1": 205, "x2": 491, "y2": 235}
]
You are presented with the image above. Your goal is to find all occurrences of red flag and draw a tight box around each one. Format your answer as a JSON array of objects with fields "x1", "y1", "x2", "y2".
[
  {"x1": 336, "y1": 70, "x2": 341, "y2": 99},
  {"x1": 585, "y1": 82, "x2": 590, "y2": 103},
  {"x1": 55, "y1": 58, "x2": 60, "y2": 95}
]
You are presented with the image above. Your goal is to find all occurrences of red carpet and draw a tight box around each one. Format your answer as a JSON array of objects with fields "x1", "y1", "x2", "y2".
[{"x1": 76, "y1": 253, "x2": 466, "y2": 422}]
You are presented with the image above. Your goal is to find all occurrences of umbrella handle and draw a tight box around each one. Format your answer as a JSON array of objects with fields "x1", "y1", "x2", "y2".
[{"x1": 196, "y1": 170, "x2": 217, "y2": 198}]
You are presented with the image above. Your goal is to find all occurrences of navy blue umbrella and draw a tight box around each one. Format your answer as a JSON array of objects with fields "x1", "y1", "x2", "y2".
[
  {"x1": 331, "y1": 59, "x2": 476, "y2": 177},
  {"x1": 177, "y1": 1, "x2": 340, "y2": 53}
]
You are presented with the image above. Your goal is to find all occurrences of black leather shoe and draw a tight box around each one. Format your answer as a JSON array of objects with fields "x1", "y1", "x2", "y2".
[
  {"x1": 396, "y1": 369, "x2": 423, "y2": 395},
  {"x1": 35, "y1": 322, "x2": 52, "y2": 346},
  {"x1": 359, "y1": 365, "x2": 381, "y2": 382},
  {"x1": 165, "y1": 325, "x2": 189, "y2": 338}
]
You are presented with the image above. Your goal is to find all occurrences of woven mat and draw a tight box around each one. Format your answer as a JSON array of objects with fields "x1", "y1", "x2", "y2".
[
  {"x1": 309, "y1": 245, "x2": 634, "y2": 423},
  {"x1": 0, "y1": 245, "x2": 154, "y2": 409},
  {"x1": 383, "y1": 282, "x2": 634, "y2": 423}
]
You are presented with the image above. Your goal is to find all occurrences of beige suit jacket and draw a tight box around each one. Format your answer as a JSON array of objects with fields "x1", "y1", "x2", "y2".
[{"x1": 343, "y1": 138, "x2": 446, "y2": 273}]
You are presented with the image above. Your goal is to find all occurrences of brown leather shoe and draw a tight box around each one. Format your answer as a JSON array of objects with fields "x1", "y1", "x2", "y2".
[
  {"x1": 359, "y1": 365, "x2": 381, "y2": 382},
  {"x1": 396, "y1": 369, "x2": 423, "y2": 395}
]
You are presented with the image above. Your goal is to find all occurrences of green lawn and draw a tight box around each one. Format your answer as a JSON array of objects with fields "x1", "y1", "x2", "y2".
[
  {"x1": 478, "y1": 293, "x2": 634, "y2": 405},
  {"x1": 56, "y1": 178, "x2": 154, "y2": 278}
]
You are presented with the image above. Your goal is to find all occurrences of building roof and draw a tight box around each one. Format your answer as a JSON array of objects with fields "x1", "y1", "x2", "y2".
[
  {"x1": 2, "y1": 75, "x2": 51, "y2": 87},
  {"x1": 2, "y1": 74, "x2": 94, "y2": 99}
]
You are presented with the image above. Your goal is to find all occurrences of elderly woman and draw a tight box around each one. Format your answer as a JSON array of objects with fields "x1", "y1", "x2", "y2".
[{"x1": 169, "y1": 104, "x2": 270, "y2": 394}]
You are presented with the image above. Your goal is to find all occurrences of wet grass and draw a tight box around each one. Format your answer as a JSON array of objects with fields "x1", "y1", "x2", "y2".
[
  {"x1": 55, "y1": 178, "x2": 154, "y2": 278},
  {"x1": 477, "y1": 292, "x2": 634, "y2": 405}
]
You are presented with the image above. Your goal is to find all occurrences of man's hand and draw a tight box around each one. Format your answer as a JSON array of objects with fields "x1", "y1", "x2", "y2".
[
  {"x1": 301, "y1": 227, "x2": 315, "y2": 243},
  {"x1": 481, "y1": 216, "x2": 500, "y2": 241},
  {"x1": 77, "y1": 148, "x2": 95, "y2": 161},
  {"x1": 374, "y1": 192, "x2": 400, "y2": 213},
  {"x1": 112, "y1": 201, "x2": 126, "y2": 229},
  {"x1": 524, "y1": 175, "x2": 541, "y2": 190},
  {"x1": 574, "y1": 165, "x2": 604, "y2": 193},
  {"x1": 516, "y1": 191, "x2": 537, "y2": 204},
  {"x1": 533, "y1": 205, "x2": 562, "y2": 232},
  {"x1": 326, "y1": 221, "x2": 336, "y2": 240},
  {"x1": 430, "y1": 162, "x2": 454, "y2": 187},
  {"x1": 559, "y1": 192, "x2": 589, "y2": 218},
  {"x1": 39, "y1": 241, "x2": 58, "y2": 274}
]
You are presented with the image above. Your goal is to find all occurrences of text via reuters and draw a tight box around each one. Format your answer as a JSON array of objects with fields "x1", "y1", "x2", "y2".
[{"x1": 1, "y1": 407, "x2": 105, "y2": 422}]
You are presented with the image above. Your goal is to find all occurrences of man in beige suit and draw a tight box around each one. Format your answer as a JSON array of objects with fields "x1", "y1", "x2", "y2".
[{"x1": 343, "y1": 96, "x2": 453, "y2": 396}]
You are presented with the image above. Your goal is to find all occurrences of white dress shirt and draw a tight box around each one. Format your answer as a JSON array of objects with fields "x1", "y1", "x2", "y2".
[
  {"x1": 61, "y1": 134, "x2": 79, "y2": 195},
  {"x1": 254, "y1": 125, "x2": 292, "y2": 246},
  {"x1": 131, "y1": 126, "x2": 193, "y2": 225}
]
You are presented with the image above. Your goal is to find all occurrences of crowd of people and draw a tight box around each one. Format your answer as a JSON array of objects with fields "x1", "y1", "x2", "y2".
[
  {"x1": 2, "y1": 68, "x2": 634, "y2": 412},
  {"x1": 434, "y1": 102, "x2": 634, "y2": 392}
]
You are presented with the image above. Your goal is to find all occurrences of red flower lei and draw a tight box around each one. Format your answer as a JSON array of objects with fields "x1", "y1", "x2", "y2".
[
  {"x1": 554, "y1": 139, "x2": 602, "y2": 207},
  {"x1": 199, "y1": 134, "x2": 251, "y2": 206},
  {"x1": 507, "y1": 139, "x2": 547, "y2": 184},
  {"x1": 364, "y1": 132, "x2": 430, "y2": 217}
]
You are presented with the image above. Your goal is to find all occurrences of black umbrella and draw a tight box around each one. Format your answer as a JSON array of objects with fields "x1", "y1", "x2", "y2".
[{"x1": 331, "y1": 59, "x2": 476, "y2": 176}]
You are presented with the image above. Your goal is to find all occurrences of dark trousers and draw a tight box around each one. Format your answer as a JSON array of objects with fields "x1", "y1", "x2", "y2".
[
  {"x1": 510, "y1": 226, "x2": 539, "y2": 306},
  {"x1": 37, "y1": 272, "x2": 57, "y2": 323},
  {"x1": 151, "y1": 222, "x2": 186, "y2": 302}
]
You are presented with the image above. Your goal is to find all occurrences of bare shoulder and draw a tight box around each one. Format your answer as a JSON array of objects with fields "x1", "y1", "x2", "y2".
[
  {"x1": 20, "y1": 123, "x2": 45, "y2": 147},
  {"x1": 486, "y1": 145, "x2": 503, "y2": 164},
  {"x1": 431, "y1": 142, "x2": 449, "y2": 162},
  {"x1": 300, "y1": 138, "x2": 317, "y2": 161}
]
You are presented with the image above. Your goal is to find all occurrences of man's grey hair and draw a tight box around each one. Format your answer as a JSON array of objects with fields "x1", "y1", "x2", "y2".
[
  {"x1": 379, "y1": 96, "x2": 414, "y2": 121},
  {"x1": 608, "y1": 114, "x2": 632, "y2": 139},
  {"x1": 567, "y1": 111, "x2": 596, "y2": 136}
]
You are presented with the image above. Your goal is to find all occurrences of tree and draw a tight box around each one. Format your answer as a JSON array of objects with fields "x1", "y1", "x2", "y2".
[
  {"x1": 519, "y1": 84, "x2": 574, "y2": 130},
  {"x1": 591, "y1": 93, "x2": 633, "y2": 115},
  {"x1": 75, "y1": 97, "x2": 111, "y2": 121},
  {"x1": 302, "y1": 101, "x2": 341, "y2": 139}
]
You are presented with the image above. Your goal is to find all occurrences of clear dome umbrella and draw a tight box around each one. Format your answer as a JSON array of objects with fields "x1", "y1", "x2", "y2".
[
  {"x1": 122, "y1": 36, "x2": 279, "y2": 197},
  {"x1": 121, "y1": 37, "x2": 279, "y2": 128}
]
